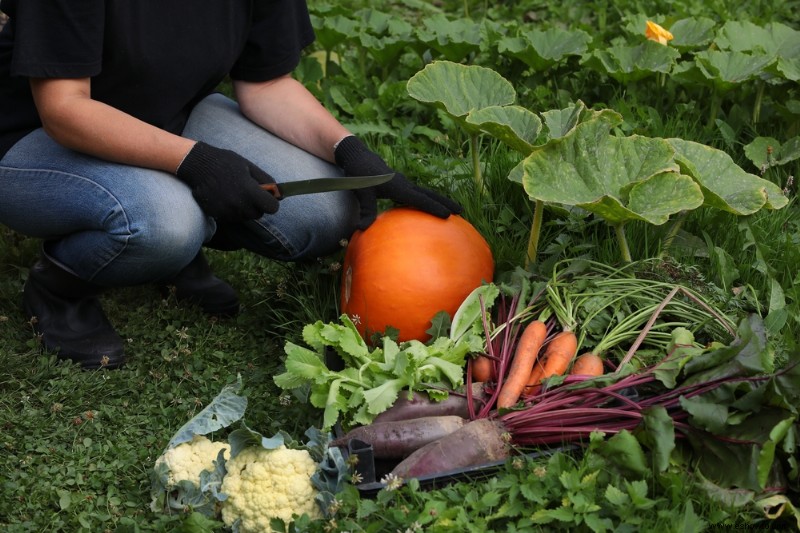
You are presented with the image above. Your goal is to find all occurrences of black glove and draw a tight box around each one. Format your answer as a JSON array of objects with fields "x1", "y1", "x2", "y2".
[
  {"x1": 334, "y1": 135, "x2": 462, "y2": 229},
  {"x1": 176, "y1": 141, "x2": 280, "y2": 221}
]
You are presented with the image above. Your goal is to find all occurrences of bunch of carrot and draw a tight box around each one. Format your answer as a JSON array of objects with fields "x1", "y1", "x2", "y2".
[
  {"x1": 471, "y1": 319, "x2": 603, "y2": 410},
  {"x1": 467, "y1": 281, "x2": 603, "y2": 414}
]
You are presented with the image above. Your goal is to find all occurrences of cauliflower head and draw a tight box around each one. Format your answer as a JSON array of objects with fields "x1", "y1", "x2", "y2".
[
  {"x1": 220, "y1": 444, "x2": 322, "y2": 530},
  {"x1": 155, "y1": 435, "x2": 230, "y2": 487}
]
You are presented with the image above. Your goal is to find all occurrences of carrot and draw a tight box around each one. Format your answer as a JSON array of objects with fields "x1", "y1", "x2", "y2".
[
  {"x1": 372, "y1": 383, "x2": 487, "y2": 424},
  {"x1": 389, "y1": 418, "x2": 510, "y2": 479},
  {"x1": 471, "y1": 354, "x2": 495, "y2": 382},
  {"x1": 330, "y1": 415, "x2": 466, "y2": 459},
  {"x1": 525, "y1": 359, "x2": 546, "y2": 389},
  {"x1": 569, "y1": 352, "x2": 604, "y2": 376},
  {"x1": 525, "y1": 330, "x2": 578, "y2": 389},
  {"x1": 496, "y1": 320, "x2": 547, "y2": 409}
]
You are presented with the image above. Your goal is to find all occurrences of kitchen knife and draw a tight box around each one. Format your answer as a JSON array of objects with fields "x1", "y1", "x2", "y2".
[{"x1": 260, "y1": 173, "x2": 394, "y2": 200}]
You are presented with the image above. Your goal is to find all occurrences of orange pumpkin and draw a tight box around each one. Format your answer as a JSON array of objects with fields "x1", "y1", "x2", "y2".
[{"x1": 340, "y1": 207, "x2": 494, "y2": 343}]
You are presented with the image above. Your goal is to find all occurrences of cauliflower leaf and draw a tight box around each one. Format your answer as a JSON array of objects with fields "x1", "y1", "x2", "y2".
[{"x1": 168, "y1": 376, "x2": 247, "y2": 448}]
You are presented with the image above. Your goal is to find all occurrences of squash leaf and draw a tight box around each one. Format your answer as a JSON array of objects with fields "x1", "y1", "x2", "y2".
[
  {"x1": 715, "y1": 21, "x2": 800, "y2": 58},
  {"x1": 497, "y1": 27, "x2": 592, "y2": 71},
  {"x1": 520, "y1": 111, "x2": 703, "y2": 226},
  {"x1": 581, "y1": 41, "x2": 681, "y2": 83},
  {"x1": 669, "y1": 138, "x2": 789, "y2": 214},
  {"x1": 744, "y1": 136, "x2": 800, "y2": 170},
  {"x1": 310, "y1": 13, "x2": 360, "y2": 51},
  {"x1": 466, "y1": 105, "x2": 542, "y2": 154},
  {"x1": 540, "y1": 101, "x2": 588, "y2": 140},
  {"x1": 669, "y1": 17, "x2": 717, "y2": 50},
  {"x1": 689, "y1": 50, "x2": 775, "y2": 93},
  {"x1": 416, "y1": 14, "x2": 482, "y2": 62},
  {"x1": 407, "y1": 60, "x2": 516, "y2": 132}
]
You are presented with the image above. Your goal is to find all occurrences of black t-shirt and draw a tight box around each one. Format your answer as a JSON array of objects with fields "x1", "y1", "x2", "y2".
[{"x1": 0, "y1": 0, "x2": 315, "y2": 158}]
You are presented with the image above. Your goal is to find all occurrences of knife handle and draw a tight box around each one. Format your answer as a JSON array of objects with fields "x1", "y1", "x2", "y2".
[{"x1": 260, "y1": 183, "x2": 282, "y2": 199}]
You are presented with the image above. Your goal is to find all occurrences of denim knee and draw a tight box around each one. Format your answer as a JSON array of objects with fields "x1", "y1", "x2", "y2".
[{"x1": 96, "y1": 213, "x2": 212, "y2": 285}]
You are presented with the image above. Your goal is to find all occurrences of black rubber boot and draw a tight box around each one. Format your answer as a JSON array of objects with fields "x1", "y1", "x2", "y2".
[
  {"x1": 23, "y1": 256, "x2": 125, "y2": 369},
  {"x1": 163, "y1": 251, "x2": 240, "y2": 317}
]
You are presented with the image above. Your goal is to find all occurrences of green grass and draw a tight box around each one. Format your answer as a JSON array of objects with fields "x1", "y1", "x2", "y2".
[
  {"x1": 0, "y1": 241, "x2": 326, "y2": 531},
  {"x1": 301, "y1": 444, "x2": 768, "y2": 533}
]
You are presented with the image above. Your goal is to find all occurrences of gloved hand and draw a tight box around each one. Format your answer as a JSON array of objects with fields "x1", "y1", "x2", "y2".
[
  {"x1": 176, "y1": 141, "x2": 280, "y2": 221},
  {"x1": 334, "y1": 135, "x2": 462, "y2": 229}
]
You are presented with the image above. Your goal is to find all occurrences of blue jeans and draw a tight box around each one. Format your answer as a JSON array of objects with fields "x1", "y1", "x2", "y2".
[{"x1": 0, "y1": 93, "x2": 358, "y2": 286}]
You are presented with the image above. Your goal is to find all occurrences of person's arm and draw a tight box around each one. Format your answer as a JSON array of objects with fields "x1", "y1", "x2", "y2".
[
  {"x1": 31, "y1": 77, "x2": 278, "y2": 221},
  {"x1": 233, "y1": 75, "x2": 351, "y2": 163},
  {"x1": 234, "y1": 74, "x2": 462, "y2": 229},
  {"x1": 30, "y1": 77, "x2": 195, "y2": 172}
]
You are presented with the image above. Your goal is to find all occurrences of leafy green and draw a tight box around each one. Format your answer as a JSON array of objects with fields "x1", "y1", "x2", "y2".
[
  {"x1": 273, "y1": 314, "x2": 480, "y2": 430},
  {"x1": 666, "y1": 317, "x2": 800, "y2": 493},
  {"x1": 593, "y1": 430, "x2": 649, "y2": 477},
  {"x1": 449, "y1": 283, "x2": 500, "y2": 343},
  {"x1": 639, "y1": 406, "x2": 676, "y2": 472}
]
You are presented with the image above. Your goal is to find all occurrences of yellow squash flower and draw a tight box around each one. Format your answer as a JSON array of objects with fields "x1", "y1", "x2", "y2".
[{"x1": 645, "y1": 20, "x2": 674, "y2": 45}]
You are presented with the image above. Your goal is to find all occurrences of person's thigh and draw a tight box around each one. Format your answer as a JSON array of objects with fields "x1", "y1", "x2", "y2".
[
  {"x1": 182, "y1": 93, "x2": 359, "y2": 260},
  {"x1": 0, "y1": 129, "x2": 213, "y2": 285}
]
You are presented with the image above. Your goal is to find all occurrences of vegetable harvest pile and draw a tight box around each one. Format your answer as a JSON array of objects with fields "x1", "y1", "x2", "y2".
[
  {"x1": 267, "y1": 259, "x2": 800, "y2": 528},
  {"x1": 149, "y1": 254, "x2": 799, "y2": 530}
]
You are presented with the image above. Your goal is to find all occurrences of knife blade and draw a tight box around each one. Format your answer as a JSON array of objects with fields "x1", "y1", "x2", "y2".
[{"x1": 260, "y1": 173, "x2": 394, "y2": 199}]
